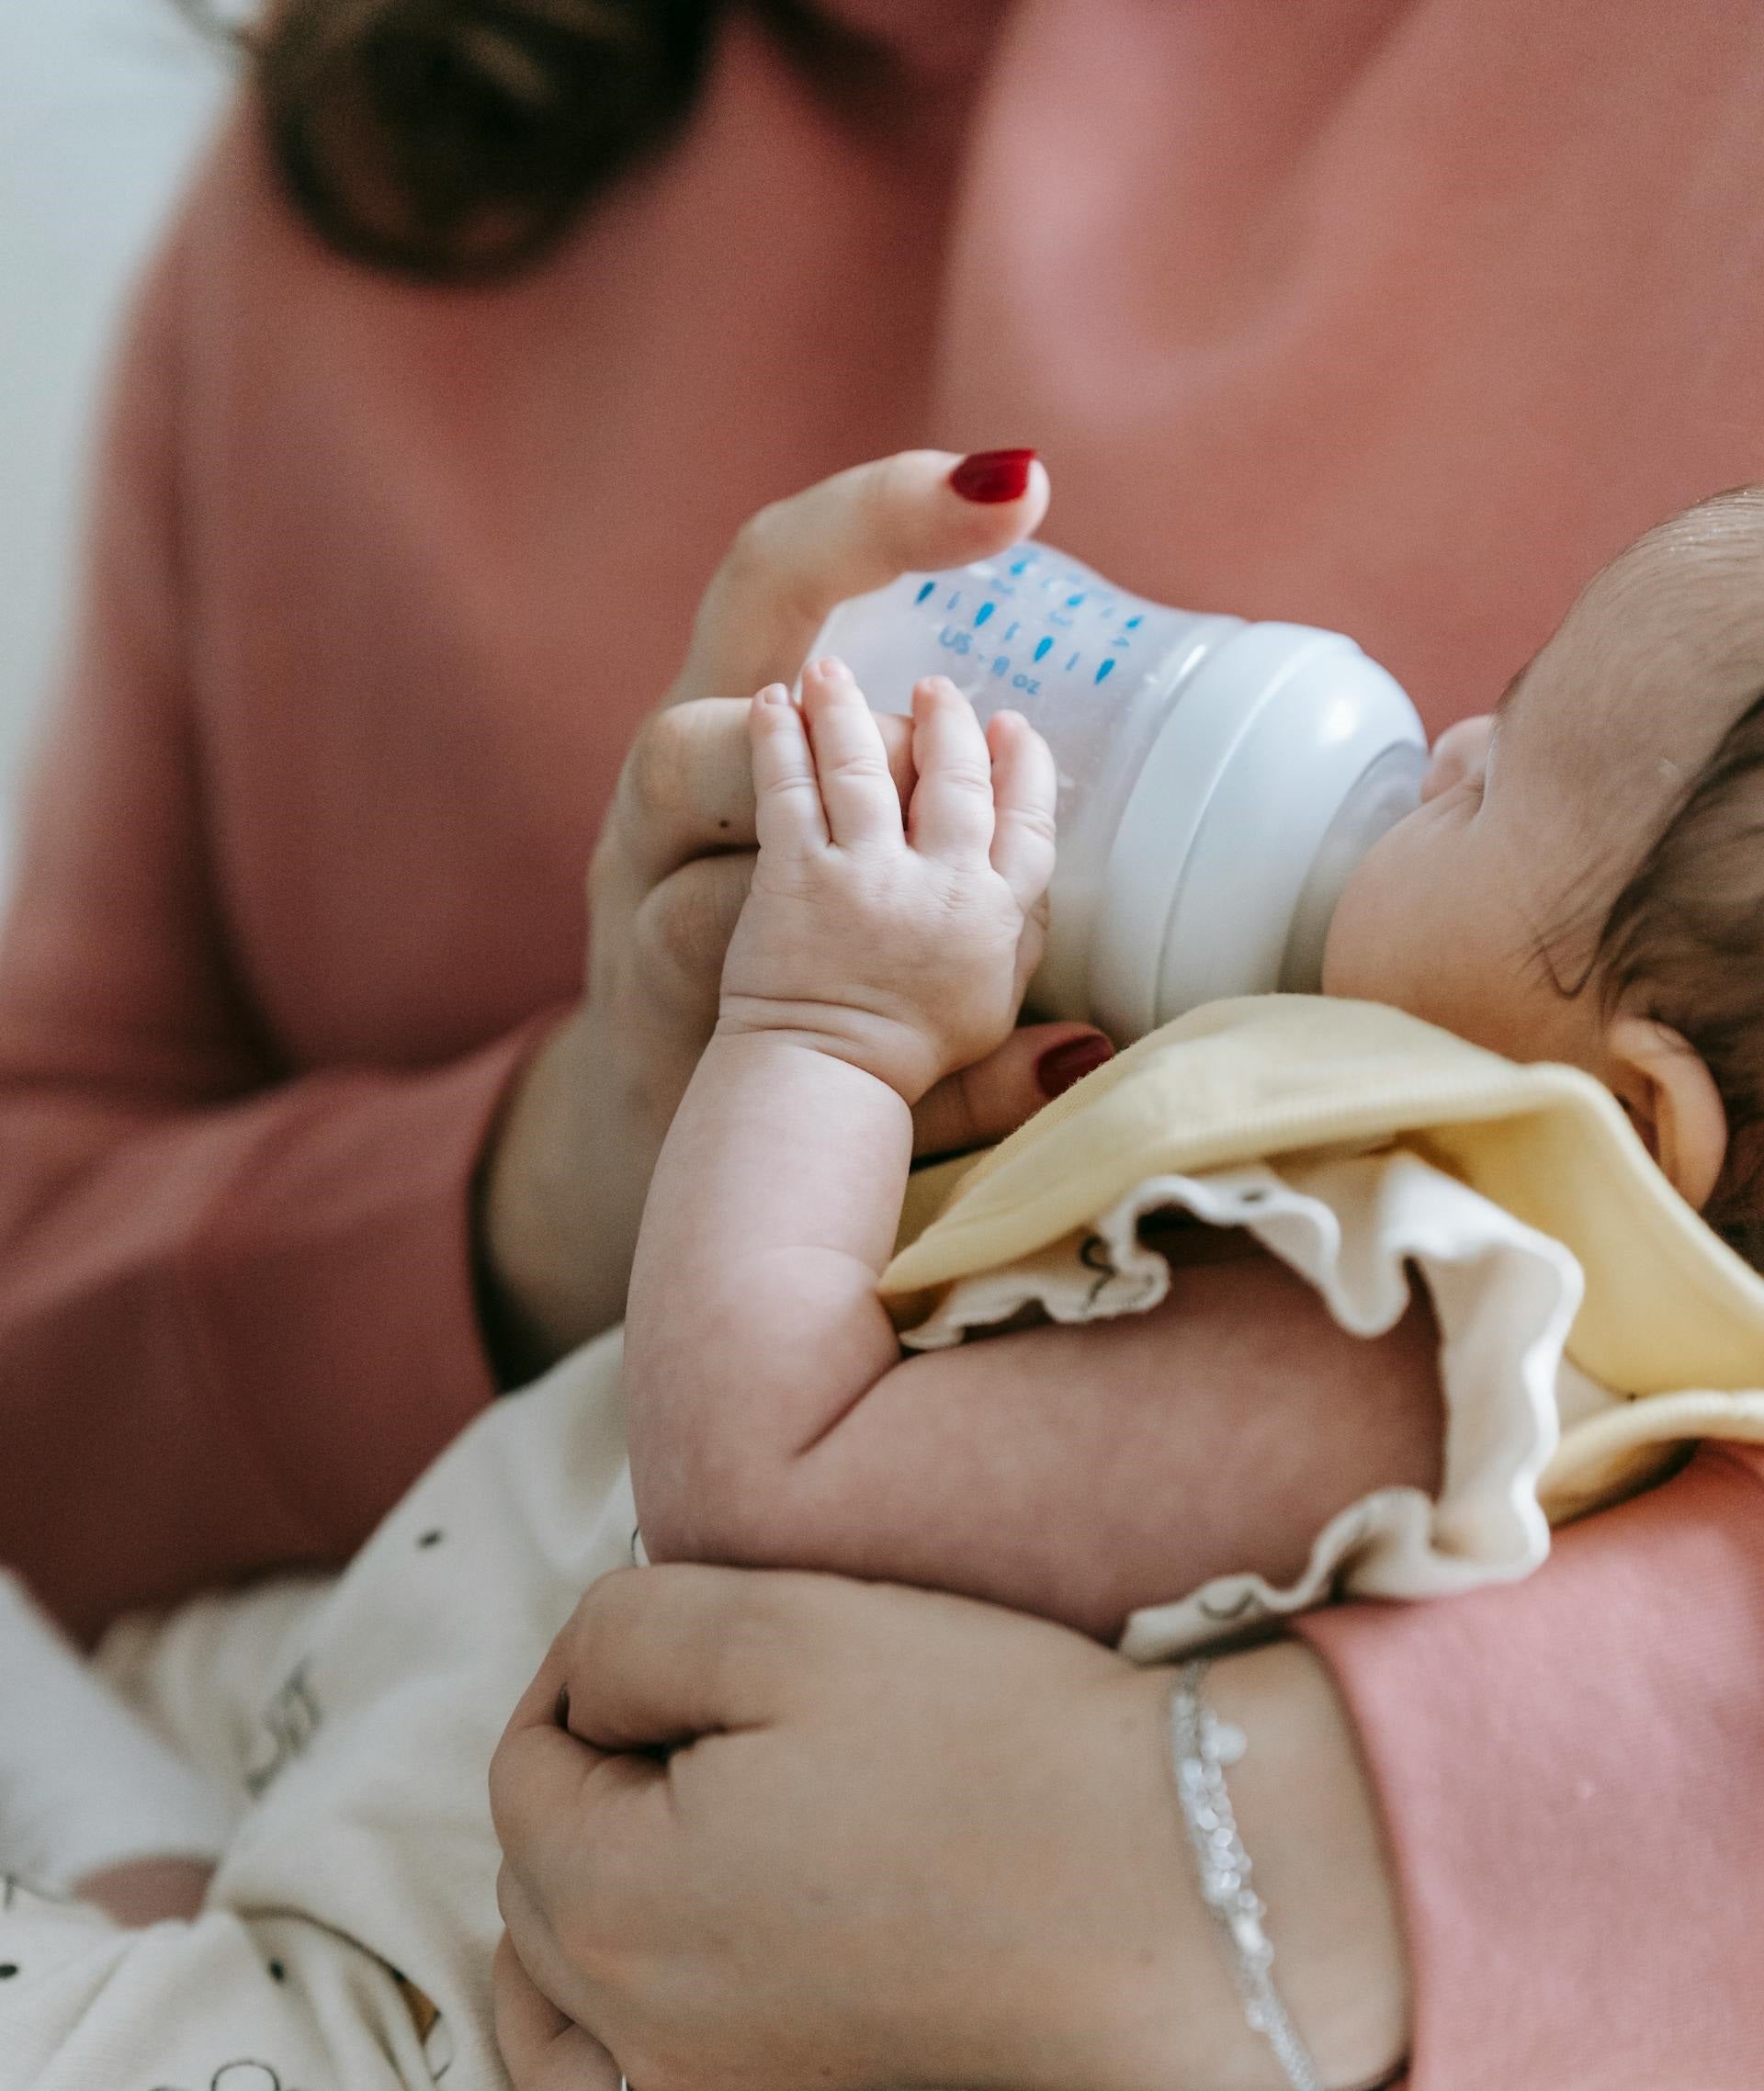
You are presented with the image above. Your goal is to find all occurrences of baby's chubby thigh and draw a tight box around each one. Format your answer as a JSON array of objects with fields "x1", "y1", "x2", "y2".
[{"x1": 198, "y1": 1329, "x2": 637, "y2": 2086}]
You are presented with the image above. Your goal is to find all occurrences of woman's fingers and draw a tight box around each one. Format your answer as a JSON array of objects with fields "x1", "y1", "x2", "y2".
[
  {"x1": 491, "y1": 1715, "x2": 679, "y2": 1999},
  {"x1": 800, "y1": 659, "x2": 903, "y2": 851},
  {"x1": 675, "y1": 451, "x2": 1049, "y2": 706},
  {"x1": 611, "y1": 698, "x2": 917, "y2": 892},
  {"x1": 628, "y1": 851, "x2": 756, "y2": 1027},
  {"x1": 610, "y1": 697, "x2": 761, "y2": 890},
  {"x1": 906, "y1": 675, "x2": 998, "y2": 865},
  {"x1": 986, "y1": 709, "x2": 1060, "y2": 912},
  {"x1": 529, "y1": 1565, "x2": 835, "y2": 1754},
  {"x1": 490, "y1": 1679, "x2": 625, "y2": 1867},
  {"x1": 492, "y1": 1930, "x2": 623, "y2": 2091},
  {"x1": 616, "y1": 435, "x2": 1054, "y2": 885},
  {"x1": 910, "y1": 1020, "x2": 1112, "y2": 1157}
]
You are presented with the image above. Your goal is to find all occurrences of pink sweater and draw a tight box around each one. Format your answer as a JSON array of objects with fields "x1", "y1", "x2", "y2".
[{"x1": 3, "y1": 5, "x2": 1763, "y2": 2079}]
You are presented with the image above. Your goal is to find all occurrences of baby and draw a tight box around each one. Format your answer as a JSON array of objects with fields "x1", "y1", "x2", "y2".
[
  {"x1": 5, "y1": 481, "x2": 1763, "y2": 2090},
  {"x1": 622, "y1": 482, "x2": 1764, "y2": 1636}
]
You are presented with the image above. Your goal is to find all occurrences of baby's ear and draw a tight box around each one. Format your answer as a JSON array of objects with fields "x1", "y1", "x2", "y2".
[{"x1": 1603, "y1": 1014, "x2": 1728, "y2": 1209}]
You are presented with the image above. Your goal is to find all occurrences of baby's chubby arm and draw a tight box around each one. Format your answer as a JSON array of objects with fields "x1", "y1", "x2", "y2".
[{"x1": 625, "y1": 664, "x2": 1442, "y2": 1641}]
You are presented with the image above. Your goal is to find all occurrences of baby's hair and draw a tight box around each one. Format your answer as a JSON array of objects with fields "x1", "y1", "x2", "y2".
[{"x1": 1586, "y1": 503, "x2": 1764, "y2": 1261}]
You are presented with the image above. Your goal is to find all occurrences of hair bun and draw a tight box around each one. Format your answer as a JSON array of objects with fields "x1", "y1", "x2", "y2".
[{"x1": 250, "y1": 0, "x2": 719, "y2": 277}]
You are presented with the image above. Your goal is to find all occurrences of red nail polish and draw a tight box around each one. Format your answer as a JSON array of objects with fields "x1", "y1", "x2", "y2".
[
  {"x1": 1036, "y1": 1032, "x2": 1114, "y2": 1099},
  {"x1": 949, "y1": 448, "x2": 1038, "y2": 504}
]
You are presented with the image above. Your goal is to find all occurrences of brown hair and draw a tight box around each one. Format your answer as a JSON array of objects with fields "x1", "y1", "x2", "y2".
[
  {"x1": 1592, "y1": 688, "x2": 1764, "y2": 1260},
  {"x1": 176, "y1": 0, "x2": 722, "y2": 277}
]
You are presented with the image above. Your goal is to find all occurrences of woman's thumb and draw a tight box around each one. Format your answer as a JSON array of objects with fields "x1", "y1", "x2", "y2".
[
  {"x1": 676, "y1": 449, "x2": 1049, "y2": 706},
  {"x1": 911, "y1": 1023, "x2": 1114, "y2": 1159}
]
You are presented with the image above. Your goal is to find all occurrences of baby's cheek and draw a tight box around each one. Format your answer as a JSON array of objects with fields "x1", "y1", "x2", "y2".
[{"x1": 1320, "y1": 839, "x2": 1409, "y2": 1000}]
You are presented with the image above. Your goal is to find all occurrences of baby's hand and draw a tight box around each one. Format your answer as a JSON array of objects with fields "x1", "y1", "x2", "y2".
[{"x1": 719, "y1": 659, "x2": 1057, "y2": 1102}]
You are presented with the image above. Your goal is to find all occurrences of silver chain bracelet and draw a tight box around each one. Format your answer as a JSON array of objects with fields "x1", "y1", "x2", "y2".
[{"x1": 1169, "y1": 1659, "x2": 1326, "y2": 2091}]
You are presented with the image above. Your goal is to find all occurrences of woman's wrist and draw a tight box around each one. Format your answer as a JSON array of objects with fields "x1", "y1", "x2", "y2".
[
  {"x1": 1158, "y1": 1640, "x2": 1410, "y2": 2091},
  {"x1": 475, "y1": 1003, "x2": 663, "y2": 1379},
  {"x1": 953, "y1": 1645, "x2": 1407, "y2": 2091}
]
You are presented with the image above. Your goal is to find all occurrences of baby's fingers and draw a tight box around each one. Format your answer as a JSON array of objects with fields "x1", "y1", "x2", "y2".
[
  {"x1": 907, "y1": 677, "x2": 998, "y2": 865},
  {"x1": 801, "y1": 658, "x2": 906, "y2": 850},
  {"x1": 986, "y1": 711, "x2": 1058, "y2": 912},
  {"x1": 749, "y1": 684, "x2": 829, "y2": 857}
]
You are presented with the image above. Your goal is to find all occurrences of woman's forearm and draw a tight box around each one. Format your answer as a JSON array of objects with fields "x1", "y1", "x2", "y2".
[{"x1": 477, "y1": 1002, "x2": 665, "y2": 1378}]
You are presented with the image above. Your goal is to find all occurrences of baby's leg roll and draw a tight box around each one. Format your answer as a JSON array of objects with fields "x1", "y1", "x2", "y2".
[{"x1": 0, "y1": 1569, "x2": 234, "y2": 1893}]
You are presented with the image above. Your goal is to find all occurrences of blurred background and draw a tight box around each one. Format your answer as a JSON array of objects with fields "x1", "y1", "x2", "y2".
[{"x1": 0, "y1": 0, "x2": 229, "y2": 883}]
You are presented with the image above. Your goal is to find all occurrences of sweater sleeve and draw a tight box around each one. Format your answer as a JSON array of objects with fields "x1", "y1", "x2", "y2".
[
  {"x1": 1296, "y1": 1441, "x2": 1764, "y2": 2091},
  {"x1": 0, "y1": 200, "x2": 553, "y2": 1643}
]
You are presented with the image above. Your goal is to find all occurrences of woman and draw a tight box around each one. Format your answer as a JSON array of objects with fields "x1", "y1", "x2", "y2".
[{"x1": 2, "y1": 2, "x2": 1761, "y2": 2083}]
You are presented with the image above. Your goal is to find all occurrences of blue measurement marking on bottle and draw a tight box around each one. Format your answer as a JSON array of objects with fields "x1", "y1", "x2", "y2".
[
  {"x1": 1094, "y1": 658, "x2": 1116, "y2": 685},
  {"x1": 915, "y1": 581, "x2": 936, "y2": 605},
  {"x1": 1066, "y1": 593, "x2": 1086, "y2": 608},
  {"x1": 1003, "y1": 621, "x2": 1021, "y2": 641},
  {"x1": 975, "y1": 602, "x2": 995, "y2": 627},
  {"x1": 1065, "y1": 652, "x2": 1080, "y2": 673},
  {"x1": 945, "y1": 591, "x2": 962, "y2": 611},
  {"x1": 1033, "y1": 637, "x2": 1054, "y2": 662},
  {"x1": 1011, "y1": 557, "x2": 1033, "y2": 576},
  {"x1": 1125, "y1": 614, "x2": 1143, "y2": 629}
]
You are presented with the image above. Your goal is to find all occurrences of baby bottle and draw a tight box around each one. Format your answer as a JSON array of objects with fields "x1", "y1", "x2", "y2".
[{"x1": 809, "y1": 543, "x2": 1427, "y2": 1042}]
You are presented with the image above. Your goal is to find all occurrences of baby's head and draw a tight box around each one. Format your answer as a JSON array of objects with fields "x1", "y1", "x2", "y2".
[{"x1": 1324, "y1": 487, "x2": 1764, "y2": 1252}]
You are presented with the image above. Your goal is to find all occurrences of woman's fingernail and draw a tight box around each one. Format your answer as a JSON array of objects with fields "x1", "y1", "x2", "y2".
[
  {"x1": 949, "y1": 448, "x2": 1037, "y2": 503},
  {"x1": 1036, "y1": 1032, "x2": 1114, "y2": 1098}
]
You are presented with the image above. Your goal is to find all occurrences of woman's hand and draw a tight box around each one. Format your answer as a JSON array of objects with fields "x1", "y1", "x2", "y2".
[
  {"x1": 477, "y1": 452, "x2": 1109, "y2": 1376},
  {"x1": 491, "y1": 1566, "x2": 1410, "y2": 2091}
]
